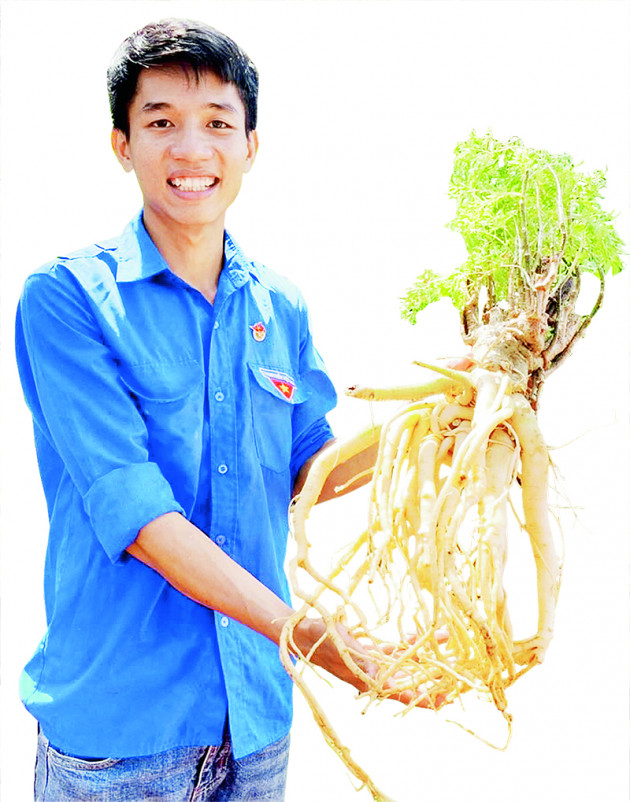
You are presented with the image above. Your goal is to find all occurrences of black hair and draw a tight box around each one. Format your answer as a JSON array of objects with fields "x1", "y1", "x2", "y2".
[{"x1": 107, "y1": 19, "x2": 258, "y2": 136}]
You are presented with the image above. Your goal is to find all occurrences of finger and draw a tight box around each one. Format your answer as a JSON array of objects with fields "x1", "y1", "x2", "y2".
[
  {"x1": 434, "y1": 627, "x2": 450, "y2": 644},
  {"x1": 434, "y1": 693, "x2": 447, "y2": 708},
  {"x1": 376, "y1": 642, "x2": 399, "y2": 657},
  {"x1": 389, "y1": 688, "x2": 441, "y2": 709},
  {"x1": 445, "y1": 355, "x2": 474, "y2": 371},
  {"x1": 378, "y1": 628, "x2": 450, "y2": 656}
]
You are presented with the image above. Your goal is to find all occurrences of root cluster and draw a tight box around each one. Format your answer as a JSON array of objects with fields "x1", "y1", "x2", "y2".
[{"x1": 280, "y1": 363, "x2": 561, "y2": 800}]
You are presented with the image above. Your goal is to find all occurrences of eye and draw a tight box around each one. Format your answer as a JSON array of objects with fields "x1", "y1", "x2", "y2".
[
  {"x1": 208, "y1": 120, "x2": 230, "y2": 129},
  {"x1": 149, "y1": 119, "x2": 173, "y2": 129}
]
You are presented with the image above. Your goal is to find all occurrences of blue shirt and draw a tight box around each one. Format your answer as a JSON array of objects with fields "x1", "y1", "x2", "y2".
[{"x1": 15, "y1": 213, "x2": 337, "y2": 759}]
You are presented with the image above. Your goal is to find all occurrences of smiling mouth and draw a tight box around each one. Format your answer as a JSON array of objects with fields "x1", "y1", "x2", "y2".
[{"x1": 167, "y1": 176, "x2": 219, "y2": 192}]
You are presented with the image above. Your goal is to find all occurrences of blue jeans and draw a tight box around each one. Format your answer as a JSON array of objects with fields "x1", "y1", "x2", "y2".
[{"x1": 34, "y1": 727, "x2": 290, "y2": 801}]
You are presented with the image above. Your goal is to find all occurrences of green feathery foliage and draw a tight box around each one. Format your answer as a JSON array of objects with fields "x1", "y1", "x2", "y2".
[{"x1": 401, "y1": 131, "x2": 625, "y2": 325}]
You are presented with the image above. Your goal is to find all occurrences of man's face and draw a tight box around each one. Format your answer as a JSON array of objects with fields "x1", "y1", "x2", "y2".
[{"x1": 112, "y1": 66, "x2": 258, "y2": 233}]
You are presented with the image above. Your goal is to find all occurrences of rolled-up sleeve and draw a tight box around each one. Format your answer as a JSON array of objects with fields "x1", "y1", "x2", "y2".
[
  {"x1": 16, "y1": 266, "x2": 184, "y2": 562},
  {"x1": 83, "y1": 463, "x2": 183, "y2": 563},
  {"x1": 290, "y1": 297, "x2": 337, "y2": 480},
  {"x1": 290, "y1": 417, "x2": 334, "y2": 484}
]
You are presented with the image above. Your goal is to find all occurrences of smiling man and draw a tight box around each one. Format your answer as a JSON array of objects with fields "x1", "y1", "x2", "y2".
[
  {"x1": 111, "y1": 66, "x2": 257, "y2": 301},
  {"x1": 15, "y1": 18, "x2": 387, "y2": 802}
]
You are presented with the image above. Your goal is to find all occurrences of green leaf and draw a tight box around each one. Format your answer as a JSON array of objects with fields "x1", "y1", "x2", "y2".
[
  {"x1": 402, "y1": 131, "x2": 626, "y2": 323},
  {"x1": 400, "y1": 269, "x2": 466, "y2": 325}
]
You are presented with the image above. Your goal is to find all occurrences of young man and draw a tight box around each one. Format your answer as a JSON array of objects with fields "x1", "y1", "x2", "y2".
[{"x1": 16, "y1": 18, "x2": 393, "y2": 801}]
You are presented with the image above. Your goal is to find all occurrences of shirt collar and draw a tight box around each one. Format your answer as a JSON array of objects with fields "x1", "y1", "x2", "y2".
[
  {"x1": 223, "y1": 229, "x2": 254, "y2": 289},
  {"x1": 100, "y1": 212, "x2": 169, "y2": 283},
  {"x1": 107, "y1": 211, "x2": 256, "y2": 289}
]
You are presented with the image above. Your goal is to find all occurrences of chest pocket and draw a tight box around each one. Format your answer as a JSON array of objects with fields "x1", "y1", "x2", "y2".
[
  {"x1": 248, "y1": 362, "x2": 310, "y2": 473},
  {"x1": 119, "y1": 361, "x2": 205, "y2": 512}
]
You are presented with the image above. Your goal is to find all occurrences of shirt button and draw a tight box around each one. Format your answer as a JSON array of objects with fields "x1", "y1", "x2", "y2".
[
  {"x1": 216, "y1": 535, "x2": 226, "y2": 546},
  {"x1": 220, "y1": 616, "x2": 229, "y2": 628},
  {"x1": 218, "y1": 464, "x2": 228, "y2": 475},
  {"x1": 214, "y1": 321, "x2": 220, "y2": 330},
  {"x1": 214, "y1": 390, "x2": 225, "y2": 402}
]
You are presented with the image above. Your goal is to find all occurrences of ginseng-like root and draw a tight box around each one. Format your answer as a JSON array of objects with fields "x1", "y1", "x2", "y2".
[{"x1": 281, "y1": 365, "x2": 561, "y2": 799}]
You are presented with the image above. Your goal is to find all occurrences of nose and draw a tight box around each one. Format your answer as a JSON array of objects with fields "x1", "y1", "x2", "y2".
[{"x1": 170, "y1": 124, "x2": 214, "y2": 162}]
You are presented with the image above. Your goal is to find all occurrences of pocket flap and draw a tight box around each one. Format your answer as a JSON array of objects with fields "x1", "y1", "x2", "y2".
[
  {"x1": 248, "y1": 363, "x2": 310, "y2": 404},
  {"x1": 120, "y1": 361, "x2": 203, "y2": 403}
]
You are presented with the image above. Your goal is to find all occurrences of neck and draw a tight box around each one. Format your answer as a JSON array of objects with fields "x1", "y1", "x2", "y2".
[{"x1": 142, "y1": 208, "x2": 225, "y2": 303}]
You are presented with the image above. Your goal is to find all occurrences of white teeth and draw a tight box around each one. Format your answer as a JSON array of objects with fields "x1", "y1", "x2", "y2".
[{"x1": 170, "y1": 177, "x2": 216, "y2": 191}]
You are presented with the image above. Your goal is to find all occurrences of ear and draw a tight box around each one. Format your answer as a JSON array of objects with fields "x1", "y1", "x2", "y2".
[
  {"x1": 111, "y1": 129, "x2": 134, "y2": 173},
  {"x1": 243, "y1": 130, "x2": 259, "y2": 173}
]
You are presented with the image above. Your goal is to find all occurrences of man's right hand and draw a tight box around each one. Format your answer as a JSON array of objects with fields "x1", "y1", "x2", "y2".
[{"x1": 291, "y1": 617, "x2": 446, "y2": 710}]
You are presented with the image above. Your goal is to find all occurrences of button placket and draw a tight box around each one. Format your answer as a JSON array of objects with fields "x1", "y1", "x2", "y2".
[{"x1": 207, "y1": 289, "x2": 239, "y2": 559}]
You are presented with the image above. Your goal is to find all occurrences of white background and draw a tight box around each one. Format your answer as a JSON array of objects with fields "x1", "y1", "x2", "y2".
[{"x1": 1, "y1": 1, "x2": 628, "y2": 801}]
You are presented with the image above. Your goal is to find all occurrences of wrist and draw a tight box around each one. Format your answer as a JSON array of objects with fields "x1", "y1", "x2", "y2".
[{"x1": 290, "y1": 616, "x2": 326, "y2": 658}]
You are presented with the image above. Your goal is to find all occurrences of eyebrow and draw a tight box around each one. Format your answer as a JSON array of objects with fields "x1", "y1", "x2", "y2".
[{"x1": 140, "y1": 101, "x2": 240, "y2": 114}]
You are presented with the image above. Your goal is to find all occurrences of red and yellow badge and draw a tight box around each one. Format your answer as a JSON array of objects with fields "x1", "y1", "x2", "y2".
[
  {"x1": 273, "y1": 380, "x2": 295, "y2": 400},
  {"x1": 259, "y1": 367, "x2": 296, "y2": 401},
  {"x1": 250, "y1": 322, "x2": 267, "y2": 342}
]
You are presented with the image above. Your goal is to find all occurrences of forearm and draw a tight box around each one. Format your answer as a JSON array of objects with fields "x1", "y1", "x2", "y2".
[
  {"x1": 294, "y1": 440, "x2": 379, "y2": 503},
  {"x1": 128, "y1": 511, "x2": 430, "y2": 704},
  {"x1": 294, "y1": 357, "x2": 474, "y2": 504},
  {"x1": 127, "y1": 513, "x2": 366, "y2": 685},
  {"x1": 128, "y1": 512, "x2": 293, "y2": 645}
]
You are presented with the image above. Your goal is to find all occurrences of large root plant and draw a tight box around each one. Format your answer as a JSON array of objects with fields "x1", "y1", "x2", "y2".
[{"x1": 280, "y1": 132, "x2": 624, "y2": 801}]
